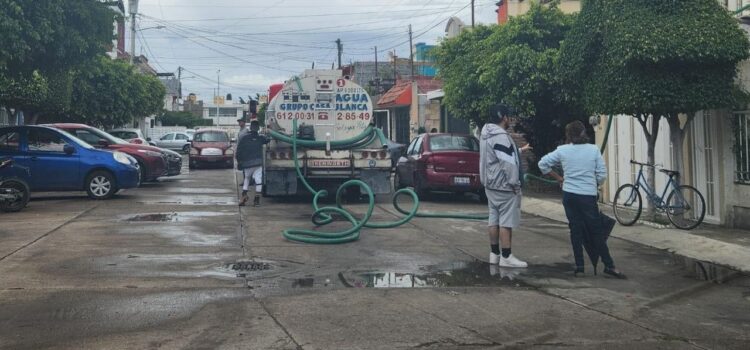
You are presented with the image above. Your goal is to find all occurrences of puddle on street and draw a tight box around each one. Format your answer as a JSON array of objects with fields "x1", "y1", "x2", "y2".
[
  {"x1": 340, "y1": 260, "x2": 534, "y2": 288},
  {"x1": 122, "y1": 211, "x2": 233, "y2": 222},
  {"x1": 166, "y1": 188, "x2": 233, "y2": 194}
]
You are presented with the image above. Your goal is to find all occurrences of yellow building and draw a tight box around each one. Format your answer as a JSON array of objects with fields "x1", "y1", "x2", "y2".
[{"x1": 505, "y1": 0, "x2": 581, "y2": 16}]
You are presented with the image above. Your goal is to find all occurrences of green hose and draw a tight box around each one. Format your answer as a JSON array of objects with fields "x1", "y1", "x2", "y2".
[{"x1": 274, "y1": 120, "x2": 487, "y2": 244}]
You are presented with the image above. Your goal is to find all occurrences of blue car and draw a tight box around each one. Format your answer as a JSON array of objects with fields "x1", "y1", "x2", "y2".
[{"x1": 0, "y1": 126, "x2": 141, "y2": 199}]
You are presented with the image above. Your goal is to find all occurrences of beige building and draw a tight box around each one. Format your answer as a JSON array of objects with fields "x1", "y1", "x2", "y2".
[{"x1": 505, "y1": 0, "x2": 581, "y2": 16}]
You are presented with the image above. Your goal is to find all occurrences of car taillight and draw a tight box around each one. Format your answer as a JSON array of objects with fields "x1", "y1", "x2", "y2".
[
  {"x1": 279, "y1": 152, "x2": 287, "y2": 160},
  {"x1": 269, "y1": 151, "x2": 277, "y2": 159},
  {"x1": 361, "y1": 151, "x2": 369, "y2": 159},
  {"x1": 379, "y1": 151, "x2": 387, "y2": 159},
  {"x1": 425, "y1": 156, "x2": 434, "y2": 170},
  {"x1": 190, "y1": 147, "x2": 199, "y2": 155},
  {"x1": 225, "y1": 148, "x2": 234, "y2": 155},
  {"x1": 370, "y1": 151, "x2": 378, "y2": 159}
]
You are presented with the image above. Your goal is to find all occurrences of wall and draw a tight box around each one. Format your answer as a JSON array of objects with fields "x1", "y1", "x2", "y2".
[{"x1": 507, "y1": 0, "x2": 581, "y2": 16}]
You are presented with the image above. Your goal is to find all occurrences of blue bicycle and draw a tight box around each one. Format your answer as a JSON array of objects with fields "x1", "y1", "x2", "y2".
[{"x1": 613, "y1": 160, "x2": 705, "y2": 230}]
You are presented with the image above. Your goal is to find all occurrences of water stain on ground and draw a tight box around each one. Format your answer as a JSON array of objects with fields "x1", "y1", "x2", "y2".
[
  {"x1": 339, "y1": 261, "x2": 536, "y2": 289},
  {"x1": 122, "y1": 211, "x2": 233, "y2": 222}
]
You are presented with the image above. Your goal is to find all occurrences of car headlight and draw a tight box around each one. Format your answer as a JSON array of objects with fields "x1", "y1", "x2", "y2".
[
  {"x1": 189, "y1": 148, "x2": 199, "y2": 155},
  {"x1": 137, "y1": 149, "x2": 163, "y2": 157},
  {"x1": 225, "y1": 148, "x2": 234, "y2": 155},
  {"x1": 113, "y1": 151, "x2": 133, "y2": 165}
]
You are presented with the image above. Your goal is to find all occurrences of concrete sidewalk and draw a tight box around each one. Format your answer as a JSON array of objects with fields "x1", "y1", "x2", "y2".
[{"x1": 522, "y1": 195, "x2": 750, "y2": 274}]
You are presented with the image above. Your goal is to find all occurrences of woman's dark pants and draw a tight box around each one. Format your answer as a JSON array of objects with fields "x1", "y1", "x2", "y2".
[{"x1": 562, "y1": 191, "x2": 615, "y2": 270}]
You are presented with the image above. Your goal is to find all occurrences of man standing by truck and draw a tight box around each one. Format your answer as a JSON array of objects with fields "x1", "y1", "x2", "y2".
[{"x1": 236, "y1": 120, "x2": 269, "y2": 207}]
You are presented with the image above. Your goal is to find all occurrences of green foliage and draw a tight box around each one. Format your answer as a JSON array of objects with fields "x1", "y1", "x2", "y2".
[
  {"x1": 257, "y1": 103, "x2": 268, "y2": 124},
  {"x1": 0, "y1": 0, "x2": 116, "y2": 123},
  {"x1": 64, "y1": 57, "x2": 166, "y2": 127},
  {"x1": 435, "y1": 1, "x2": 584, "y2": 164},
  {"x1": 560, "y1": 0, "x2": 750, "y2": 116},
  {"x1": 434, "y1": 25, "x2": 495, "y2": 126},
  {"x1": 159, "y1": 111, "x2": 214, "y2": 129}
]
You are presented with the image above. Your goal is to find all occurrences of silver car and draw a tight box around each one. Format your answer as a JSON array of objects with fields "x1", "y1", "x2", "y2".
[{"x1": 155, "y1": 132, "x2": 192, "y2": 153}]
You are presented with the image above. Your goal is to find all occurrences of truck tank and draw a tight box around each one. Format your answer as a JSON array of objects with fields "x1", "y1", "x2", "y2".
[{"x1": 266, "y1": 69, "x2": 374, "y2": 142}]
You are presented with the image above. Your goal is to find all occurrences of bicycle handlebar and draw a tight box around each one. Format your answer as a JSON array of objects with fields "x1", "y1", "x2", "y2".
[{"x1": 630, "y1": 160, "x2": 654, "y2": 167}]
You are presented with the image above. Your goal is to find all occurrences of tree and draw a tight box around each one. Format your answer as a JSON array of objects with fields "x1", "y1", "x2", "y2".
[
  {"x1": 435, "y1": 1, "x2": 584, "y2": 166},
  {"x1": 434, "y1": 25, "x2": 495, "y2": 127},
  {"x1": 478, "y1": 1, "x2": 584, "y2": 164},
  {"x1": 59, "y1": 57, "x2": 165, "y2": 127},
  {"x1": 159, "y1": 111, "x2": 213, "y2": 129},
  {"x1": 559, "y1": 0, "x2": 750, "y2": 208},
  {"x1": 0, "y1": 0, "x2": 116, "y2": 122}
]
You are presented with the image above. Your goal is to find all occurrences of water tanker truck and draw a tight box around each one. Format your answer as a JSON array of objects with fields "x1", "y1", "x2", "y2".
[{"x1": 263, "y1": 69, "x2": 391, "y2": 197}]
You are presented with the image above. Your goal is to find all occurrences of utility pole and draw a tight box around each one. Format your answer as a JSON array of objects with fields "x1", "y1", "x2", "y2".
[
  {"x1": 408, "y1": 24, "x2": 414, "y2": 80},
  {"x1": 335, "y1": 38, "x2": 343, "y2": 69},
  {"x1": 471, "y1": 0, "x2": 475, "y2": 28},
  {"x1": 216, "y1": 69, "x2": 220, "y2": 117},
  {"x1": 392, "y1": 50, "x2": 398, "y2": 82},
  {"x1": 128, "y1": 0, "x2": 139, "y2": 64},
  {"x1": 374, "y1": 46, "x2": 380, "y2": 95}
]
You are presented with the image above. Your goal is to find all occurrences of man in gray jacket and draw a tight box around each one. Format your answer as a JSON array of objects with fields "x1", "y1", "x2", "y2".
[
  {"x1": 236, "y1": 120, "x2": 269, "y2": 206},
  {"x1": 480, "y1": 105, "x2": 531, "y2": 268}
]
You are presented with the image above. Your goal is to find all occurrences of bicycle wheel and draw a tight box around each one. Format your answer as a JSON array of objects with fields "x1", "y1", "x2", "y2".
[
  {"x1": 613, "y1": 184, "x2": 642, "y2": 226},
  {"x1": 666, "y1": 185, "x2": 705, "y2": 230}
]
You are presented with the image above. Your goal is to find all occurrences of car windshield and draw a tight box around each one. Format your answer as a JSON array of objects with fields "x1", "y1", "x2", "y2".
[
  {"x1": 193, "y1": 131, "x2": 229, "y2": 142},
  {"x1": 55, "y1": 129, "x2": 94, "y2": 150},
  {"x1": 111, "y1": 131, "x2": 139, "y2": 139},
  {"x1": 429, "y1": 135, "x2": 479, "y2": 152}
]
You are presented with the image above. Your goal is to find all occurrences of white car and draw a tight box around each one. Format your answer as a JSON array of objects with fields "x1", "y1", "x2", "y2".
[
  {"x1": 155, "y1": 132, "x2": 192, "y2": 152},
  {"x1": 108, "y1": 128, "x2": 156, "y2": 146}
]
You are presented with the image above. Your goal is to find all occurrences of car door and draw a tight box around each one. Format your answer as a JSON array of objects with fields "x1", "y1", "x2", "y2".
[
  {"x1": 408, "y1": 135, "x2": 425, "y2": 184},
  {"x1": 24, "y1": 128, "x2": 80, "y2": 190},
  {"x1": 158, "y1": 133, "x2": 175, "y2": 149},
  {"x1": 174, "y1": 133, "x2": 190, "y2": 149},
  {"x1": 397, "y1": 137, "x2": 418, "y2": 186}
]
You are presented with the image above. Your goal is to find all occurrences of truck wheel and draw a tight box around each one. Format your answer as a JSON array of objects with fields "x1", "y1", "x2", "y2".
[
  {"x1": 86, "y1": 171, "x2": 117, "y2": 200},
  {"x1": 393, "y1": 172, "x2": 404, "y2": 190}
]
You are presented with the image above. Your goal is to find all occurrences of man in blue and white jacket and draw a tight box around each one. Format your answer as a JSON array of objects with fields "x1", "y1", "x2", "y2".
[{"x1": 480, "y1": 105, "x2": 531, "y2": 268}]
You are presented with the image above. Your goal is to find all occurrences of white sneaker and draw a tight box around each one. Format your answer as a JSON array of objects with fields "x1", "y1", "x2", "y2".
[
  {"x1": 489, "y1": 252, "x2": 500, "y2": 265},
  {"x1": 499, "y1": 254, "x2": 528, "y2": 268}
]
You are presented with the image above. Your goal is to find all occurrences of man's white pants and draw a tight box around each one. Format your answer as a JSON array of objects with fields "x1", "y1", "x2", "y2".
[{"x1": 242, "y1": 166, "x2": 262, "y2": 192}]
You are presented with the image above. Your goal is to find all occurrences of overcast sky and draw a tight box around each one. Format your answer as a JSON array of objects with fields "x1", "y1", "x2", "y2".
[{"x1": 133, "y1": 0, "x2": 499, "y2": 100}]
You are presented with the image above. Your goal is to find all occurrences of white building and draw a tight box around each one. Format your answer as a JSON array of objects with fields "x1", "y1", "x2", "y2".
[{"x1": 202, "y1": 99, "x2": 246, "y2": 127}]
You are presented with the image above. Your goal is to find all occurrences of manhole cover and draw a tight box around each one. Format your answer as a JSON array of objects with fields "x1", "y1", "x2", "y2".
[{"x1": 229, "y1": 261, "x2": 271, "y2": 271}]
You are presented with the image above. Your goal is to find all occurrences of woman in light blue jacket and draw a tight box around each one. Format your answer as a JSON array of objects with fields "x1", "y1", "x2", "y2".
[{"x1": 538, "y1": 121, "x2": 625, "y2": 278}]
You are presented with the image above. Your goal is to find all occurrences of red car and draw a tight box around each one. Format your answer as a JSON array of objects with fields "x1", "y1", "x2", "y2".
[
  {"x1": 46, "y1": 124, "x2": 168, "y2": 182},
  {"x1": 394, "y1": 133, "x2": 482, "y2": 198},
  {"x1": 189, "y1": 129, "x2": 234, "y2": 169}
]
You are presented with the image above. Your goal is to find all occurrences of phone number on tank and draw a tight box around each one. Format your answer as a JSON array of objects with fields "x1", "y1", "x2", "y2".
[{"x1": 275, "y1": 112, "x2": 371, "y2": 121}]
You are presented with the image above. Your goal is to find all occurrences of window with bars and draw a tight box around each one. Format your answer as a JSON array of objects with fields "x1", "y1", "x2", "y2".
[{"x1": 735, "y1": 112, "x2": 750, "y2": 184}]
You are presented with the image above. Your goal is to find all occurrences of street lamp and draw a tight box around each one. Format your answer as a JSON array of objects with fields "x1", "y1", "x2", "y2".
[{"x1": 128, "y1": 0, "x2": 139, "y2": 64}]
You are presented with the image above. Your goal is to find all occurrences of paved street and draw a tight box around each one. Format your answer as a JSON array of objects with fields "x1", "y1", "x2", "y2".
[{"x1": 1, "y1": 164, "x2": 749, "y2": 349}]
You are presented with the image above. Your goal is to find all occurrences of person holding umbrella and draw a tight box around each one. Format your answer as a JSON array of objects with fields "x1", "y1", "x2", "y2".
[{"x1": 538, "y1": 121, "x2": 625, "y2": 279}]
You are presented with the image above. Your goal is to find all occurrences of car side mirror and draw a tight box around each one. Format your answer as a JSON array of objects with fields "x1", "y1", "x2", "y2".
[
  {"x1": 231, "y1": 137, "x2": 236, "y2": 143},
  {"x1": 146, "y1": 137, "x2": 152, "y2": 141},
  {"x1": 64, "y1": 144, "x2": 76, "y2": 155}
]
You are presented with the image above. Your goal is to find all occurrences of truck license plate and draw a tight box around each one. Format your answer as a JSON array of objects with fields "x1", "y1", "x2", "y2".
[
  {"x1": 454, "y1": 177, "x2": 470, "y2": 185},
  {"x1": 308, "y1": 159, "x2": 351, "y2": 168}
]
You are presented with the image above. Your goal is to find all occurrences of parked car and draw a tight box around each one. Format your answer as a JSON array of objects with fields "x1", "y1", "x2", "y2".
[
  {"x1": 189, "y1": 129, "x2": 234, "y2": 169},
  {"x1": 155, "y1": 132, "x2": 192, "y2": 153},
  {"x1": 161, "y1": 148, "x2": 183, "y2": 176},
  {"x1": 0, "y1": 126, "x2": 140, "y2": 199},
  {"x1": 394, "y1": 133, "x2": 482, "y2": 198},
  {"x1": 108, "y1": 128, "x2": 156, "y2": 146},
  {"x1": 46, "y1": 124, "x2": 168, "y2": 182}
]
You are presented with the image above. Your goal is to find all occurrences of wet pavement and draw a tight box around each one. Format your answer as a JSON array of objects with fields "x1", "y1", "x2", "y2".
[{"x1": 0, "y1": 162, "x2": 748, "y2": 349}]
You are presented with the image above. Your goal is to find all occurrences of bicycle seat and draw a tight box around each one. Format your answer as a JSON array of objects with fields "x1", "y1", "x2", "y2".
[{"x1": 659, "y1": 169, "x2": 680, "y2": 176}]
